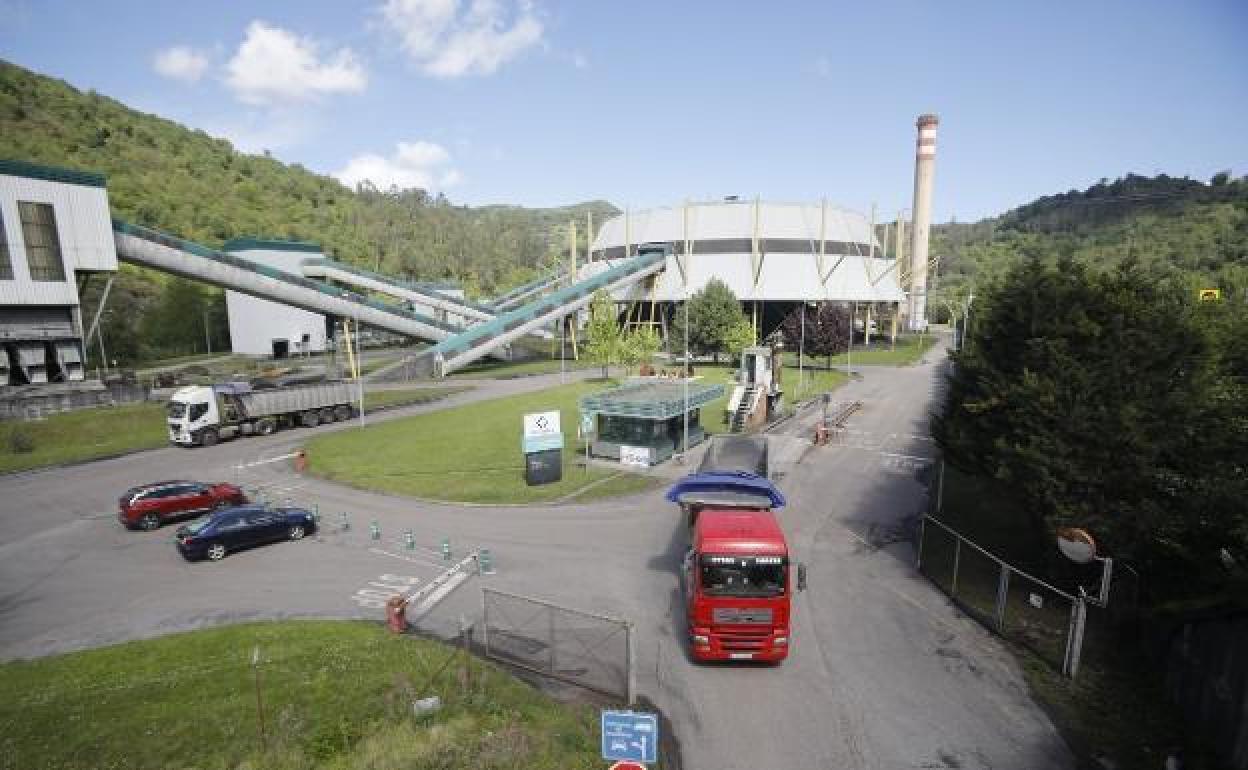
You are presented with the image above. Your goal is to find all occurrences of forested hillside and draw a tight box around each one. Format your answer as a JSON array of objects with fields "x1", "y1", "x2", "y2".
[
  {"x1": 0, "y1": 60, "x2": 616, "y2": 362},
  {"x1": 929, "y1": 173, "x2": 1248, "y2": 316}
]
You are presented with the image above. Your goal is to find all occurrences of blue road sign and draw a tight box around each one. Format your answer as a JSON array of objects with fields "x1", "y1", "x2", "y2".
[{"x1": 601, "y1": 710, "x2": 658, "y2": 764}]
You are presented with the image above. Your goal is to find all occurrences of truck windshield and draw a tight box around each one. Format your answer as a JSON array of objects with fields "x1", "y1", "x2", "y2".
[
  {"x1": 167, "y1": 402, "x2": 186, "y2": 419},
  {"x1": 700, "y1": 555, "x2": 786, "y2": 597}
]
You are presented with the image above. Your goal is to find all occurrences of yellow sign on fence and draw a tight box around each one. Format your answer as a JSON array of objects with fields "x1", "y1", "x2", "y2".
[{"x1": 1199, "y1": 289, "x2": 1221, "y2": 301}]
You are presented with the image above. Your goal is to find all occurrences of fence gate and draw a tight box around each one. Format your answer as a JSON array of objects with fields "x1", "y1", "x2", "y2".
[
  {"x1": 481, "y1": 588, "x2": 633, "y2": 702},
  {"x1": 918, "y1": 515, "x2": 1087, "y2": 677}
]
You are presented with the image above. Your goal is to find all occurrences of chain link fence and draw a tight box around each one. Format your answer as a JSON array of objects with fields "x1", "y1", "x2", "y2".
[
  {"x1": 918, "y1": 515, "x2": 1085, "y2": 677},
  {"x1": 482, "y1": 588, "x2": 633, "y2": 701}
]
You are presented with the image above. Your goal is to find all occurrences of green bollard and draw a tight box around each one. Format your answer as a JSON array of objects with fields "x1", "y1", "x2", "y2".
[
  {"x1": 339, "y1": 512, "x2": 349, "y2": 531},
  {"x1": 370, "y1": 521, "x2": 380, "y2": 540},
  {"x1": 405, "y1": 530, "x2": 416, "y2": 550},
  {"x1": 441, "y1": 538, "x2": 451, "y2": 560},
  {"x1": 478, "y1": 548, "x2": 494, "y2": 575}
]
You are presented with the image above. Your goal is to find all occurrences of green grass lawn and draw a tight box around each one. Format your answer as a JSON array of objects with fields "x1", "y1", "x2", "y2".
[
  {"x1": 448, "y1": 357, "x2": 596, "y2": 380},
  {"x1": 782, "y1": 332, "x2": 939, "y2": 367},
  {"x1": 306, "y1": 380, "x2": 659, "y2": 504},
  {"x1": 0, "y1": 402, "x2": 168, "y2": 474},
  {"x1": 363, "y1": 385, "x2": 472, "y2": 411},
  {"x1": 0, "y1": 620, "x2": 607, "y2": 770}
]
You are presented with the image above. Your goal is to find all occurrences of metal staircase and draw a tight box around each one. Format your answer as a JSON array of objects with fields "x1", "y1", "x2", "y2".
[{"x1": 729, "y1": 386, "x2": 759, "y2": 433}]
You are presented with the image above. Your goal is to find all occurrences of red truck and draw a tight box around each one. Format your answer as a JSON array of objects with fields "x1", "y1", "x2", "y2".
[{"x1": 667, "y1": 436, "x2": 805, "y2": 662}]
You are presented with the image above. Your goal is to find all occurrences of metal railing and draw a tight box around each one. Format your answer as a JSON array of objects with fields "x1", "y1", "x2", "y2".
[
  {"x1": 481, "y1": 588, "x2": 634, "y2": 702},
  {"x1": 918, "y1": 514, "x2": 1088, "y2": 678}
]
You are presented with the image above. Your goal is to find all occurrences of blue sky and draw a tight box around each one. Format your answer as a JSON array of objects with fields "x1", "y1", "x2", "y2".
[{"x1": 1, "y1": 0, "x2": 1245, "y2": 222}]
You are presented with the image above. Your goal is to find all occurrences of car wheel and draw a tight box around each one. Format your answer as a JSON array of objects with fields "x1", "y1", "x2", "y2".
[
  {"x1": 206, "y1": 543, "x2": 227, "y2": 561},
  {"x1": 288, "y1": 525, "x2": 306, "y2": 541},
  {"x1": 138, "y1": 513, "x2": 161, "y2": 531},
  {"x1": 200, "y1": 429, "x2": 219, "y2": 447}
]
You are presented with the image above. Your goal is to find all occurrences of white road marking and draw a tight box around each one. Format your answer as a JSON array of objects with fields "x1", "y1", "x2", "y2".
[
  {"x1": 233, "y1": 452, "x2": 298, "y2": 470},
  {"x1": 368, "y1": 547, "x2": 446, "y2": 569}
]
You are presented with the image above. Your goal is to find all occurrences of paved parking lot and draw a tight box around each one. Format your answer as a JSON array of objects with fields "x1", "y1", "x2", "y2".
[{"x1": 0, "y1": 354, "x2": 1073, "y2": 769}]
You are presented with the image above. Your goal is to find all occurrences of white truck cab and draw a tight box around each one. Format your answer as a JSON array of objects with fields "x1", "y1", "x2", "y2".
[{"x1": 166, "y1": 385, "x2": 220, "y2": 446}]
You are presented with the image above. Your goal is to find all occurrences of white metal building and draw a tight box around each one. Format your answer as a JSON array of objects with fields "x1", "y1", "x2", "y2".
[
  {"x1": 591, "y1": 200, "x2": 903, "y2": 303},
  {"x1": 223, "y1": 238, "x2": 331, "y2": 357},
  {"x1": 0, "y1": 160, "x2": 118, "y2": 385}
]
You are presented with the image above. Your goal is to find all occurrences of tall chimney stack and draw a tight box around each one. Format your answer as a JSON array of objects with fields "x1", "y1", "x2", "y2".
[{"x1": 907, "y1": 113, "x2": 938, "y2": 331}]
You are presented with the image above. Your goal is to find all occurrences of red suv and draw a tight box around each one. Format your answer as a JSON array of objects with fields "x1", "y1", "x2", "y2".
[{"x1": 118, "y1": 481, "x2": 247, "y2": 531}]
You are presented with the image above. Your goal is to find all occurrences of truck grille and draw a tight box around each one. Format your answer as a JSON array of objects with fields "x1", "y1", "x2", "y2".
[
  {"x1": 715, "y1": 627, "x2": 771, "y2": 651},
  {"x1": 712, "y1": 607, "x2": 773, "y2": 625}
]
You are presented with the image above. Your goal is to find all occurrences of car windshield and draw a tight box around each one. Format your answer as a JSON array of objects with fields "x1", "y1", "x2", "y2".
[
  {"x1": 166, "y1": 401, "x2": 186, "y2": 419},
  {"x1": 700, "y1": 555, "x2": 786, "y2": 597},
  {"x1": 184, "y1": 516, "x2": 214, "y2": 535}
]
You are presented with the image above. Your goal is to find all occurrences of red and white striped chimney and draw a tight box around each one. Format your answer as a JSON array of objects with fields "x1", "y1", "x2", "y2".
[{"x1": 908, "y1": 113, "x2": 938, "y2": 331}]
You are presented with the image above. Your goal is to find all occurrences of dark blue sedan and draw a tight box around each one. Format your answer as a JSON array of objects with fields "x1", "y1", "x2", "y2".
[{"x1": 175, "y1": 505, "x2": 317, "y2": 562}]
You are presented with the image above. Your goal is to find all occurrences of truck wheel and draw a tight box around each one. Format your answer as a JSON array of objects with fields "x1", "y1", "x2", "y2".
[
  {"x1": 200, "y1": 428, "x2": 219, "y2": 447},
  {"x1": 318, "y1": 407, "x2": 335, "y2": 424},
  {"x1": 257, "y1": 418, "x2": 277, "y2": 436},
  {"x1": 334, "y1": 405, "x2": 352, "y2": 421},
  {"x1": 301, "y1": 411, "x2": 319, "y2": 428}
]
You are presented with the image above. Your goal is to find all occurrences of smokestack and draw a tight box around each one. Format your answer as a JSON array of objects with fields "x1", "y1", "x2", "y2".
[{"x1": 907, "y1": 113, "x2": 938, "y2": 331}]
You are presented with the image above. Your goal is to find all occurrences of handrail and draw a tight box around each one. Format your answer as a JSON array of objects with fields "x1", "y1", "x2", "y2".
[{"x1": 302, "y1": 257, "x2": 495, "y2": 315}]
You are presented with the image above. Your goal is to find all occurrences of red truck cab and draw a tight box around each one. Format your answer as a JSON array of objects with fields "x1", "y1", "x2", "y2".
[{"x1": 669, "y1": 467, "x2": 805, "y2": 663}]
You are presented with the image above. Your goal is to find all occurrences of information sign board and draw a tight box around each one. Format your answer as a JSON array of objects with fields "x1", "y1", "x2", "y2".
[
  {"x1": 619, "y1": 445, "x2": 651, "y2": 467},
  {"x1": 601, "y1": 710, "x2": 658, "y2": 764},
  {"x1": 522, "y1": 410, "x2": 564, "y2": 453}
]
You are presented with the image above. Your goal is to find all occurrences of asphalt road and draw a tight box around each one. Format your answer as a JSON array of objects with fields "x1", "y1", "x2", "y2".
[{"x1": 0, "y1": 345, "x2": 1072, "y2": 769}]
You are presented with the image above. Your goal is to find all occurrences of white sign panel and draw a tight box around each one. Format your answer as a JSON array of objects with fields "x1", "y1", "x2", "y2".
[
  {"x1": 620, "y1": 445, "x2": 651, "y2": 467},
  {"x1": 523, "y1": 411, "x2": 561, "y2": 439}
]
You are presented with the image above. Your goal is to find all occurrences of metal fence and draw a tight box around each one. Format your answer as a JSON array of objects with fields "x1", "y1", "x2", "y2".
[
  {"x1": 481, "y1": 588, "x2": 633, "y2": 702},
  {"x1": 918, "y1": 515, "x2": 1087, "y2": 677}
]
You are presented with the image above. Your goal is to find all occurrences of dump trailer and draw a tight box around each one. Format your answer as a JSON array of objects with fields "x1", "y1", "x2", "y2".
[
  {"x1": 166, "y1": 381, "x2": 355, "y2": 447},
  {"x1": 668, "y1": 435, "x2": 805, "y2": 662}
]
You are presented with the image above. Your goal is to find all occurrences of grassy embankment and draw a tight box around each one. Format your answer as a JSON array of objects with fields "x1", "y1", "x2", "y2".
[
  {"x1": 448, "y1": 357, "x2": 597, "y2": 380},
  {"x1": 0, "y1": 620, "x2": 607, "y2": 770},
  {"x1": 930, "y1": 466, "x2": 1207, "y2": 768},
  {"x1": 0, "y1": 388, "x2": 465, "y2": 474},
  {"x1": 306, "y1": 380, "x2": 658, "y2": 504}
]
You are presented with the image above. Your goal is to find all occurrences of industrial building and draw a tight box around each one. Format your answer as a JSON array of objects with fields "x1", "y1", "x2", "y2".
[
  {"x1": 222, "y1": 238, "x2": 332, "y2": 357},
  {"x1": 587, "y1": 199, "x2": 906, "y2": 339},
  {"x1": 0, "y1": 160, "x2": 118, "y2": 385}
]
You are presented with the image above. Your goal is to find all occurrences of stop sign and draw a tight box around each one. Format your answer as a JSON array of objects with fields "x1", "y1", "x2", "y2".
[{"x1": 608, "y1": 763, "x2": 646, "y2": 770}]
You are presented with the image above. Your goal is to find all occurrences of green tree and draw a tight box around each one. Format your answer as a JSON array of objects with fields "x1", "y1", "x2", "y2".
[
  {"x1": 583, "y1": 290, "x2": 621, "y2": 377},
  {"x1": 721, "y1": 318, "x2": 756, "y2": 362},
  {"x1": 670, "y1": 279, "x2": 746, "y2": 363},
  {"x1": 933, "y1": 256, "x2": 1247, "y2": 595},
  {"x1": 621, "y1": 325, "x2": 661, "y2": 374}
]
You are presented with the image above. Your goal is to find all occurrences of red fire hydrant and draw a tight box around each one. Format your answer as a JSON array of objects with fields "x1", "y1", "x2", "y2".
[
  {"x1": 294, "y1": 449, "x2": 308, "y2": 473},
  {"x1": 385, "y1": 595, "x2": 410, "y2": 634}
]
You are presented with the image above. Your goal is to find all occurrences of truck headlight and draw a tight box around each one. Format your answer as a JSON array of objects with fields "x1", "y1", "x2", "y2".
[
  {"x1": 692, "y1": 634, "x2": 709, "y2": 646},
  {"x1": 773, "y1": 636, "x2": 788, "y2": 646}
]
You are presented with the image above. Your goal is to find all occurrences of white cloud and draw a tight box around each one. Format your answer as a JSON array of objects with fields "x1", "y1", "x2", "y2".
[
  {"x1": 153, "y1": 46, "x2": 210, "y2": 83},
  {"x1": 379, "y1": 0, "x2": 543, "y2": 77},
  {"x1": 335, "y1": 140, "x2": 462, "y2": 192},
  {"x1": 226, "y1": 20, "x2": 366, "y2": 106}
]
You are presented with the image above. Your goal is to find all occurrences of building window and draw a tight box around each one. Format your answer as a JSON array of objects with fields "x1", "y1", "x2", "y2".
[
  {"x1": 0, "y1": 210, "x2": 12, "y2": 280},
  {"x1": 18, "y1": 201, "x2": 66, "y2": 281}
]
